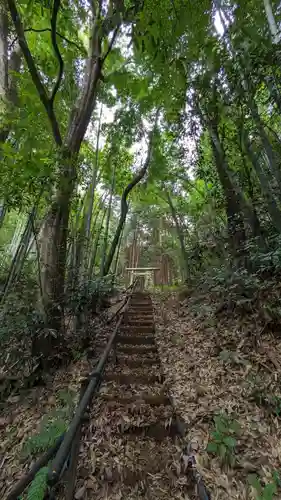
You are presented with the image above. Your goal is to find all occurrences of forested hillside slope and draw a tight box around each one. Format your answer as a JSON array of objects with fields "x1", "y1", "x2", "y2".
[{"x1": 2, "y1": 0, "x2": 281, "y2": 498}]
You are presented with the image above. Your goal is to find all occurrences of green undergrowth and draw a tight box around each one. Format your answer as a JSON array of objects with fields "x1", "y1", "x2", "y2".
[
  {"x1": 22, "y1": 389, "x2": 76, "y2": 458},
  {"x1": 20, "y1": 389, "x2": 77, "y2": 499},
  {"x1": 207, "y1": 413, "x2": 240, "y2": 467},
  {"x1": 179, "y1": 234, "x2": 281, "y2": 322},
  {"x1": 24, "y1": 466, "x2": 48, "y2": 500},
  {"x1": 207, "y1": 413, "x2": 281, "y2": 499},
  {"x1": 248, "y1": 472, "x2": 281, "y2": 500}
]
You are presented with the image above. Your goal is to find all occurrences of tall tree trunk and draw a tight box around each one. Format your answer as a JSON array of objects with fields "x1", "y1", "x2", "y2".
[
  {"x1": 67, "y1": 196, "x2": 83, "y2": 293},
  {"x1": 0, "y1": 203, "x2": 6, "y2": 228},
  {"x1": 100, "y1": 163, "x2": 116, "y2": 276},
  {"x1": 242, "y1": 131, "x2": 281, "y2": 233},
  {"x1": 1, "y1": 208, "x2": 36, "y2": 303},
  {"x1": 0, "y1": 4, "x2": 21, "y2": 232},
  {"x1": 112, "y1": 225, "x2": 124, "y2": 287},
  {"x1": 165, "y1": 192, "x2": 190, "y2": 280},
  {"x1": 248, "y1": 99, "x2": 281, "y2": 199},
  {"x1": 0, "y1": 2, "x2": 8, "y2": 104},
  {"x1": 8, "y1": 0, "x2": 122, "y2": 333},
  {"x1": 82, "y1": 106, "x2": 102, "y2": 280},
  {"x1": 88, "y1": 207, "x2": 107, "y2": 279},
  {"x1": 207, "y1": 117, "x2": 247, "y2": 263},
  {"x1": 263, "y1": 0, "x2": 279, "y2": 44}
]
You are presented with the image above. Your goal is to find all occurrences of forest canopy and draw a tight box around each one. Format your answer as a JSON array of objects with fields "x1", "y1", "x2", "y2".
[{"x1": 1, "y1": 0, "x2": 281, "y2": 354}]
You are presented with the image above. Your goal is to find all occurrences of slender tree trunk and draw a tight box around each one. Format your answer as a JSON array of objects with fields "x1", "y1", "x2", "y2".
[
  {"x1": 1, "y1": 208, "x2": 36, "y2": 302},
  {"x1": 40, "y1": 165, "x2": 75, "y2": 329},
  {"x1": 88, "y1": 207, "x2": 107, "y2": 279},
  {"x1": 0, "y1": 203, "x2": 6, "y2": 228},
  {"x1": 243, "y1": 132, "x2": 281, "y2": 233},
  {"x1": 8, "y1": 0, "x2": 122, "y2": 336},
  {"x1": 263, "y1": 0, "x2": 279, "y2": 44},
  {"x1": 103, "y1": 117, "x2": 157, "y2": 276},
  {"x1": 209, "y1": 130, "x2": 247, "y2": 263},
  {"x1": 0, "y1": 3, "x2": 8, "y2": 104},
  {"x1": 199, "y1": 96, "x2": 262, "y2": 257},
  {"x1": 248, "y1": 99, "x2": 281, "y2": 199},
  {"x1": 112, "y1": 225, "x2": 124, "y2": 287},
  {"x1": 81, "y1": 107, "x2": 103, "y2": 280},
  {"x1": 266, "y1": 77, "x2": 281, "y2": 115},
  {"x1": 165, "y1": 192, "x2": 189, "y2": 279},
  {"x1": 67, "y1": 196, "x2": 83, "y2": 293},
  {"x1": 100, "y1": 163, "x2": 116, "y2": 276}
]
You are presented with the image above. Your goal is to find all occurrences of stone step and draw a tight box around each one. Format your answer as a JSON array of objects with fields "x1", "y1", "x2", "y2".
[
  {"x1": 121, "y1": 325, "x2": 154, "y2": 334},
  {"x1": 95, "y1": 398, "x2": 173, "y2": 422},
  {"x1": 79, "y1": 477, "x2": 192, "y2": 500},
  {"x1": 105, "y1": 363, "x2": 160, "y2": 378},
  {"x1": 121, "y1": 419, "x2": 182, "y2": 440},
  {"x1": 129, "y1": 299, "x2": 152, "y2": 308},
  {"x1": 124, "y1": 318, "x2": 154, "y2": 325},
  {"x1": 116, "y1": 356, "x2": 160, "y2": 367},
  {"x1": 129, "y1": 299, "x2": 152, "y2": 303},
  {"x1": 119, "y1": 329, "x2": 155, "y2": 338},
  {"x1": 117, "y1": 335, "x2": 155, "y2": 345},
  {"x1": 79, "y1": 436, "x2": 183, "y2": 486},
  {"x1": 100, "y1": 392, "x2": 170, "y2": 406},
  {"x1": 100, "y1": 381, "x2": 165, "y2": 397},
  {"x1": 104, "y1": 373, "x2": 163, "y2": 384},
  {"x1": 125, "y1": 316, "x2": 154, "y2": 322},
  {"x1": 128, "y1": 310, "x2": 152, "y2": 314},
  {"x1": 127, "y1": 305, "x2": 153, "y2": 310},
  {"x1": 125, "y1": 314, "x2": 154, "y2": 321},
  {"x1": 117, "y1": 345, "x2": 157, "y2": 354},
  {"x1": 90, "y1": 404, "x2": 181, "y2": 440}
]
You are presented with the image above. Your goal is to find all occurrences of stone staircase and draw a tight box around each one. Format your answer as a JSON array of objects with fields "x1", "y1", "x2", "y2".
[{"x1": 76, "y1": 292, "x2": 195, "y2": 499}]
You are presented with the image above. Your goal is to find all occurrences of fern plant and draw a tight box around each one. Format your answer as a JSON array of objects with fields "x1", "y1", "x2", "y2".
[
  {"x1": 22, "y1": 416, "x2": 67, "y2": 457},
  {"x1": 22, "y1": 389, "x2": 76, "y2": 457}
]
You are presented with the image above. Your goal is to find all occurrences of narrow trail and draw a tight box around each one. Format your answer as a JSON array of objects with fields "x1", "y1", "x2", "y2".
[{"x1": 73, "y1": 291, "x2": 196, "y2": 499}]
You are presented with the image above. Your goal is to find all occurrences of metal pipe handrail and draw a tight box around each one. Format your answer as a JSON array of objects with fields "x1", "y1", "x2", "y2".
[
  {"x1": 47, "y1": 281, "x2": 136, "y2": 485},
  {"x1": 5, "y1": 282, "x2": 137, "y2": 500},
  {"x1": 6, "y1": 434, "x2": 65, "y2": 500}
]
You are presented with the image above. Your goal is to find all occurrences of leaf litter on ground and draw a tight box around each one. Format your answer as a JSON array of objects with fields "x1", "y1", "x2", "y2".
[{"x1": 152, "y1": 290, "x2": 281, "y2": 500}]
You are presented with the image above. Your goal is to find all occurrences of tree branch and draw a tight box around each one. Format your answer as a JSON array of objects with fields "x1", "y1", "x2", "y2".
[
  {"x1": 7, "y1": 0, "x2": 62, "y2": 145},
  {"x1": 50, "y1": 0, "x2": 64, "y2": 106},
  {"x1": 101, "y1": 24, "x2": 120, "y2": 62},
  {"x1": 23, "y1": 28, "x2": 83, "y2": 53}
]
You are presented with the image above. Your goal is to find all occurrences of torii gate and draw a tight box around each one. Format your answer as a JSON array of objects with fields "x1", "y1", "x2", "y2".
[{"x1": 126, "y1": 267, "x2": 160, "y2": 289}]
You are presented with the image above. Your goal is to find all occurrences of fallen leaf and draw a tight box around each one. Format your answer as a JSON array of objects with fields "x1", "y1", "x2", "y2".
[{"x1": 75, "y1": 485, "x2": 86, "y2": 499}]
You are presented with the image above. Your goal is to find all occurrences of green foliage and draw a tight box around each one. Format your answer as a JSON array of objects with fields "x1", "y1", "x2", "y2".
[
  {"x1": 0, "y1": 261, "x2": 40, "y2": 343},
  {"x1": 207, "y1": 413, "x2": 240, "y2": 466},
  {"x1": 3, "y1": 0, "x2": 281, "y2": 421},
  {"x1": 247, "y1": 375, "x2": 281, "y2": 418},
  {"x1": 26, "y1": 466, "x2": 48, "y2": 500},
  {"x1": 248, "y1": 471, "x2": 281, "y2": 500},
  {"x1": 22, "y1": 389, "x2": 76, "y2": 457},
  {"x1": 67, "y1": 274, "x2": 115, "y2": 314},
  {"x1": 22, "y1": 415, "x2": 67, "y2": 457}
]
